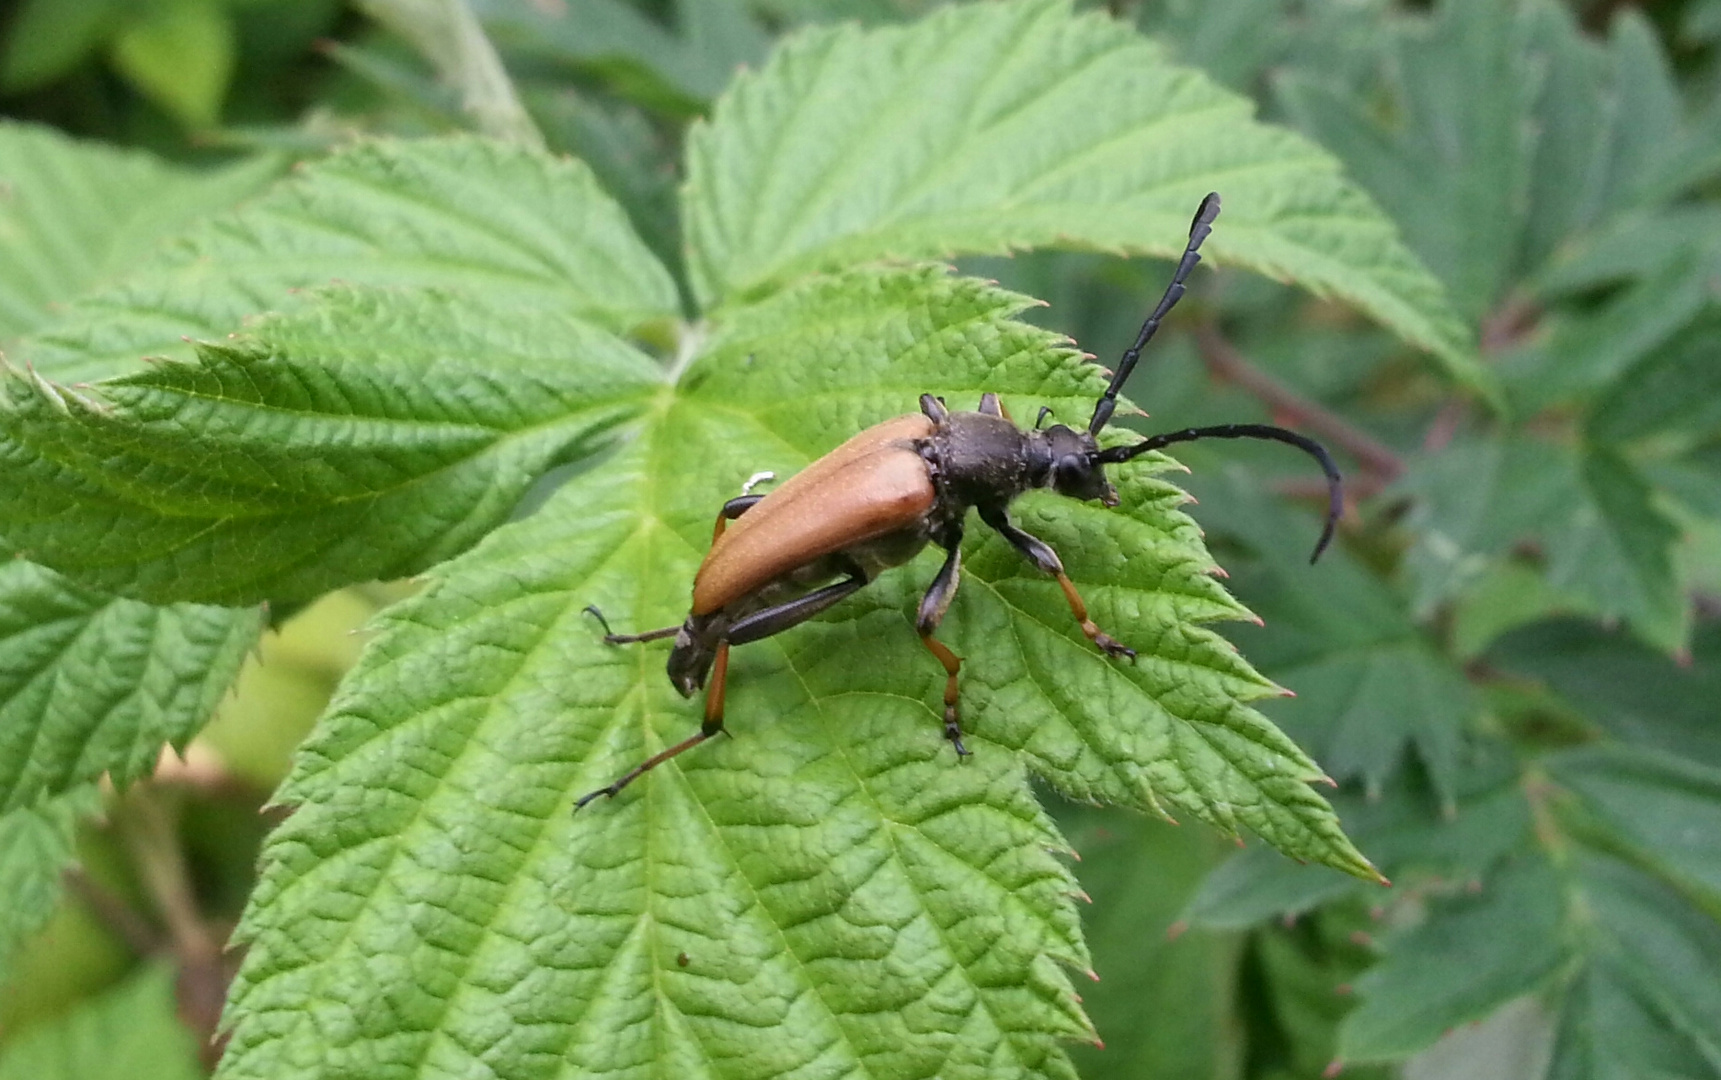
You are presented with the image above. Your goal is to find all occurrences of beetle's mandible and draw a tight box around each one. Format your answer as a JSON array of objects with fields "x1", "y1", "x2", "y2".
[{"x1": 576, "y1": 192, "x2": 1343, "y2": 810}]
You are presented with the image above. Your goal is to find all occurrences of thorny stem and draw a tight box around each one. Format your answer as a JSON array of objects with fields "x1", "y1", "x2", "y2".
[{"x1": 1194, "y1": 322, "x2": 1405, "y2": 485}]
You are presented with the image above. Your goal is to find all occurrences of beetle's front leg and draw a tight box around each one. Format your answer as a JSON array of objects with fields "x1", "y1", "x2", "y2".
[
  {"x1": 977, "y1": 505, "x2": 1136, "y2": 661},
  {"x1": 916, "y1": 528, "x2": 968, "y2": 757}
]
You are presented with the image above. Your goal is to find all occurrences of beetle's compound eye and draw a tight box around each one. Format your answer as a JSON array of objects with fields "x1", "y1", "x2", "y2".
[{"x1": 1052, "y1": 453, "x2": 1113, "y2": 504}]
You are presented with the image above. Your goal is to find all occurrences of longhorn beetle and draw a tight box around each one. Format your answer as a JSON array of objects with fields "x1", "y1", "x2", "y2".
[{"x1": 576, "y1": 192, "x2": 1342, "y2": 810}]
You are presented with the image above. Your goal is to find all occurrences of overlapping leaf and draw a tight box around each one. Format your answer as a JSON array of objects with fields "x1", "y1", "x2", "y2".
[
  {"x1": 8, "y1": 133, "x2": 679, "y2": 383},
  {"x1": 0, "y1": 121, "x2": 280, "y2": 342},
  {"x1": 220, "y1": 269, "x2": 1373, "y2": 1080},
  {"x1": 1, "y1": 288, "x2": 662, "y2": 604},
  {"x1": 0, "y1": 561, "x2": 261, "y2": 808},
  {"x1": 681, "y1": 0, "x2": 1486, "y2": 397}
]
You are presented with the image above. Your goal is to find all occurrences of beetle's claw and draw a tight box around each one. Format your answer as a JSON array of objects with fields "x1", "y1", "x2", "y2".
[
  {"x1": 944, "y1": 712, "x2": 971, "y2": 758},
  {"x1": 583, "y1": 605, "x2": 618, "y2": 641},
  {"x1": 1095, "y1": 633, "x2": 1136, "y2": 662},
  {"x1": 573, "y1": 785, "x2": 617, "y2": 812}
]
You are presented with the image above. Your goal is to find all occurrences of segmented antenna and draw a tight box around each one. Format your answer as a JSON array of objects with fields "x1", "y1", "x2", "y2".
[
  {"x1": 1095, "y1": 424, "x2": 1343, "y2": 563},
  {"x1": 1088, "y1": 192, "x2": 1222, "y2": 435}
]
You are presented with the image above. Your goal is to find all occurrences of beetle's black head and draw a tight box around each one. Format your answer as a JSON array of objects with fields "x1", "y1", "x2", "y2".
[
  {"x1": 1032, "y1": 423, "x2": 1118, "y2": 506},
  {"x1": 666, "y1": 626, "x2": 712, "y2": 698}
]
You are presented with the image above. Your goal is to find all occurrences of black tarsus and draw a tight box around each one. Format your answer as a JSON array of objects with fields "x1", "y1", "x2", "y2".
[
  {"x1": 1035, "y1": 406, "x2": 1054, "y2": 430},
  {"x1": 1088, "y1": 192, "x2": 1222, "y2": 436},
  {"x1": 1095, "y1": 424, "x2": 1343, "y2": 563}
]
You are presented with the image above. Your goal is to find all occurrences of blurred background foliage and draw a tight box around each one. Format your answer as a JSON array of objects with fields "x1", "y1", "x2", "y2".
[{"x1": 3, "y1": 0, "x2": 1721, "y2": 1077}]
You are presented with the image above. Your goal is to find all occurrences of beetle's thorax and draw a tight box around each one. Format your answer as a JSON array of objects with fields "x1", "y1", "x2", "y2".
[
  {"x1": 922, "y1": 411, "x2": 1042, "y2": 511},
  {"x1": 922, "y1": 411, "x2": 1115, "y2": 511}
]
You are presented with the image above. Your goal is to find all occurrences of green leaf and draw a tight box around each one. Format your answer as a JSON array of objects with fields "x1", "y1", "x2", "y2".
[
  {"x1": 1182, "y1": 464, "x2": 1471, "y2": 808},
  {"x1": 219, "y1": 268, "x2": 1371, "y2": 1080},
  {"x1": 1180, "y1": 846, "x2": 1361, "y2": 931},
  {"x1": 0, "y1": 287, "x2": 663, "y2": 604},
  {"x1": 1052, "y1": 805, "x2": 1238, "y2": 1080},
  {"x1": 1588, "y1": 307, "x2": 1721, "y2": 444},
  {"x1": 1549, "y1": 854, "x2": 1721, "y2": 1080},
  {"x1": 681, "y1": 0, "x2": 1485, "y2": 397},
  {"x1": 1450, "y1": 560, "x2": 1598, "y2": 660},
  {"x1": 1520, "y1": 6, "x2": 1685, "y2": 272},
  {"x1": 0, "y1": 0, "x2": 123, "y2": 91},
  {"x1": 1548, "y1": 744, "x2": 1721, "y2": 908},
  {"x1": 0, "y1": 961, "x2": 202, "y2": 1080},
  {"x1": 1400, "y1": 434, "x2": 1685, "y2": 652},
  {"x1": 1184, "y1": 753, "x2": 1532, "y2": 930},
  {"x1": 8, "y1": 135, "x2": 679, "y2": 383},
  {"x1": 0, "y1": 561, "x2": 262, "y2": 809},
  {"x1": 109, "y1": 0, "x2": 236, "y2": 129},
  {"x1": 1487, "y1": 619, "x2": 1721, "y2": 766},
  {"x1": 0, "y1": 786, "x2": 98, "y2": 983},
  {"x1": 1276, "y1": 0, "x2": 1535, "y2": 325},
  {"x1": 0, "y1": 122, "x2": 282, "y2": 342},
  {"x1": 1339, "y1": 853, "x2": 1569, "y2": 1064}
]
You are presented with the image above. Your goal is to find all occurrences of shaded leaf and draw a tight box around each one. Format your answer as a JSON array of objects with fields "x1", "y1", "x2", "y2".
[
  {"x1": 682, "y1": 0, "x2": 1484, "y2": 395},
  {"x1": 108, "y1": 0, "x2": 235, "y2": 129},
  {"x1": 1548, "y1": 854, "x2": 1721, "y2": 1080},
  {"x1": 1276, "y1": 0, "x2": 1534, "y2": 324},
  {"x1": 1, "y1": 287, "x2": 662, "y2": 604},
  {"x1": 1549, "y1": 744, "x2": 1721, "y2": 908},
  {"x1": 1588, "y1": 306, "x2": 1721, "y2": 444},
  {"x1": 1184, "y1": 464, "x2": 1470, "y2": 807},
  {"x1": 476, "y1": 0, "x2": 767, "y2": 116},
  {"x1": 0, "y1": 962, "x2": 202, "y2": 1080},
  {"x1": 1400, "y1": 435, "x2": 1684, "y2": 652},
  {"x1": 0, "y1": 0, "x2": 122, "y2": 91},
  {"x1": 0, "y1": 786, "x2": 98, "y2": 983},
  {"x1": 1339, "y1": 854, "x2": 1568, "y2": 1064},
  {"x1": 1486, "y1": 619, "x2": 1721, "y2": 767},
  {"x1": 1053, "y1": 804, "x2": 1239, "y2": 1080}
]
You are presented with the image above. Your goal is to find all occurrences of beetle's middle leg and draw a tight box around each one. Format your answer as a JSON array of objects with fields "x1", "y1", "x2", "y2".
[
  {"x1": 978, "y1": 505, "x2": 1136, "y2": 661},
  {"x1": 916, "y1": 528, "x2": 969, "y2": 757}
]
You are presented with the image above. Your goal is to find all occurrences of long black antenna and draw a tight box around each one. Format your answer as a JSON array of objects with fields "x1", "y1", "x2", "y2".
[
  {"x1": 1088, "y1": 192, "x2": 1222, "y2": 435},
  {"x1": 1094, "y1": 423, "x2": 1343, "y2": 563}
]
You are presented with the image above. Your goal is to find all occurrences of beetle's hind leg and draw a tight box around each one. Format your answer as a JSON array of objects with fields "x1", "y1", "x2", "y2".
[
  {"x1": 577, "y1": 577, "x2": 870, "y2": 812},
  {"x1": 977, "y1": 506, "x2": 1137, "y2": 661},
  {"x1": 917, "y1": 528, "x2": 970, "y2": 757},
  {"x1": 574, "y1": 644, "x2": 730, "y2": 810}
]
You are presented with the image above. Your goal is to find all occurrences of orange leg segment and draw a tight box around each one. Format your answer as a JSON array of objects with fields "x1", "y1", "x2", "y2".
[
  {"x1": 920, "y1": 634, "x2": 969, "y2": 757},
  {"x1": 1055, "y1": 573, "x2": 1136, "y2": 661}
]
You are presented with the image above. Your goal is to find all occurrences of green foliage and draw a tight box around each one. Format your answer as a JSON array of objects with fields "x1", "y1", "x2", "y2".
[{"x1": 6, "y1": 0, "x2": 1721, "y2": 1076}]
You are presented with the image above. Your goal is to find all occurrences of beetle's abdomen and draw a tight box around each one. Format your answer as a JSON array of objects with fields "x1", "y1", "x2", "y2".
[{"x1": 692, "y1": 415, "x2": 937, "y2": 615}]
